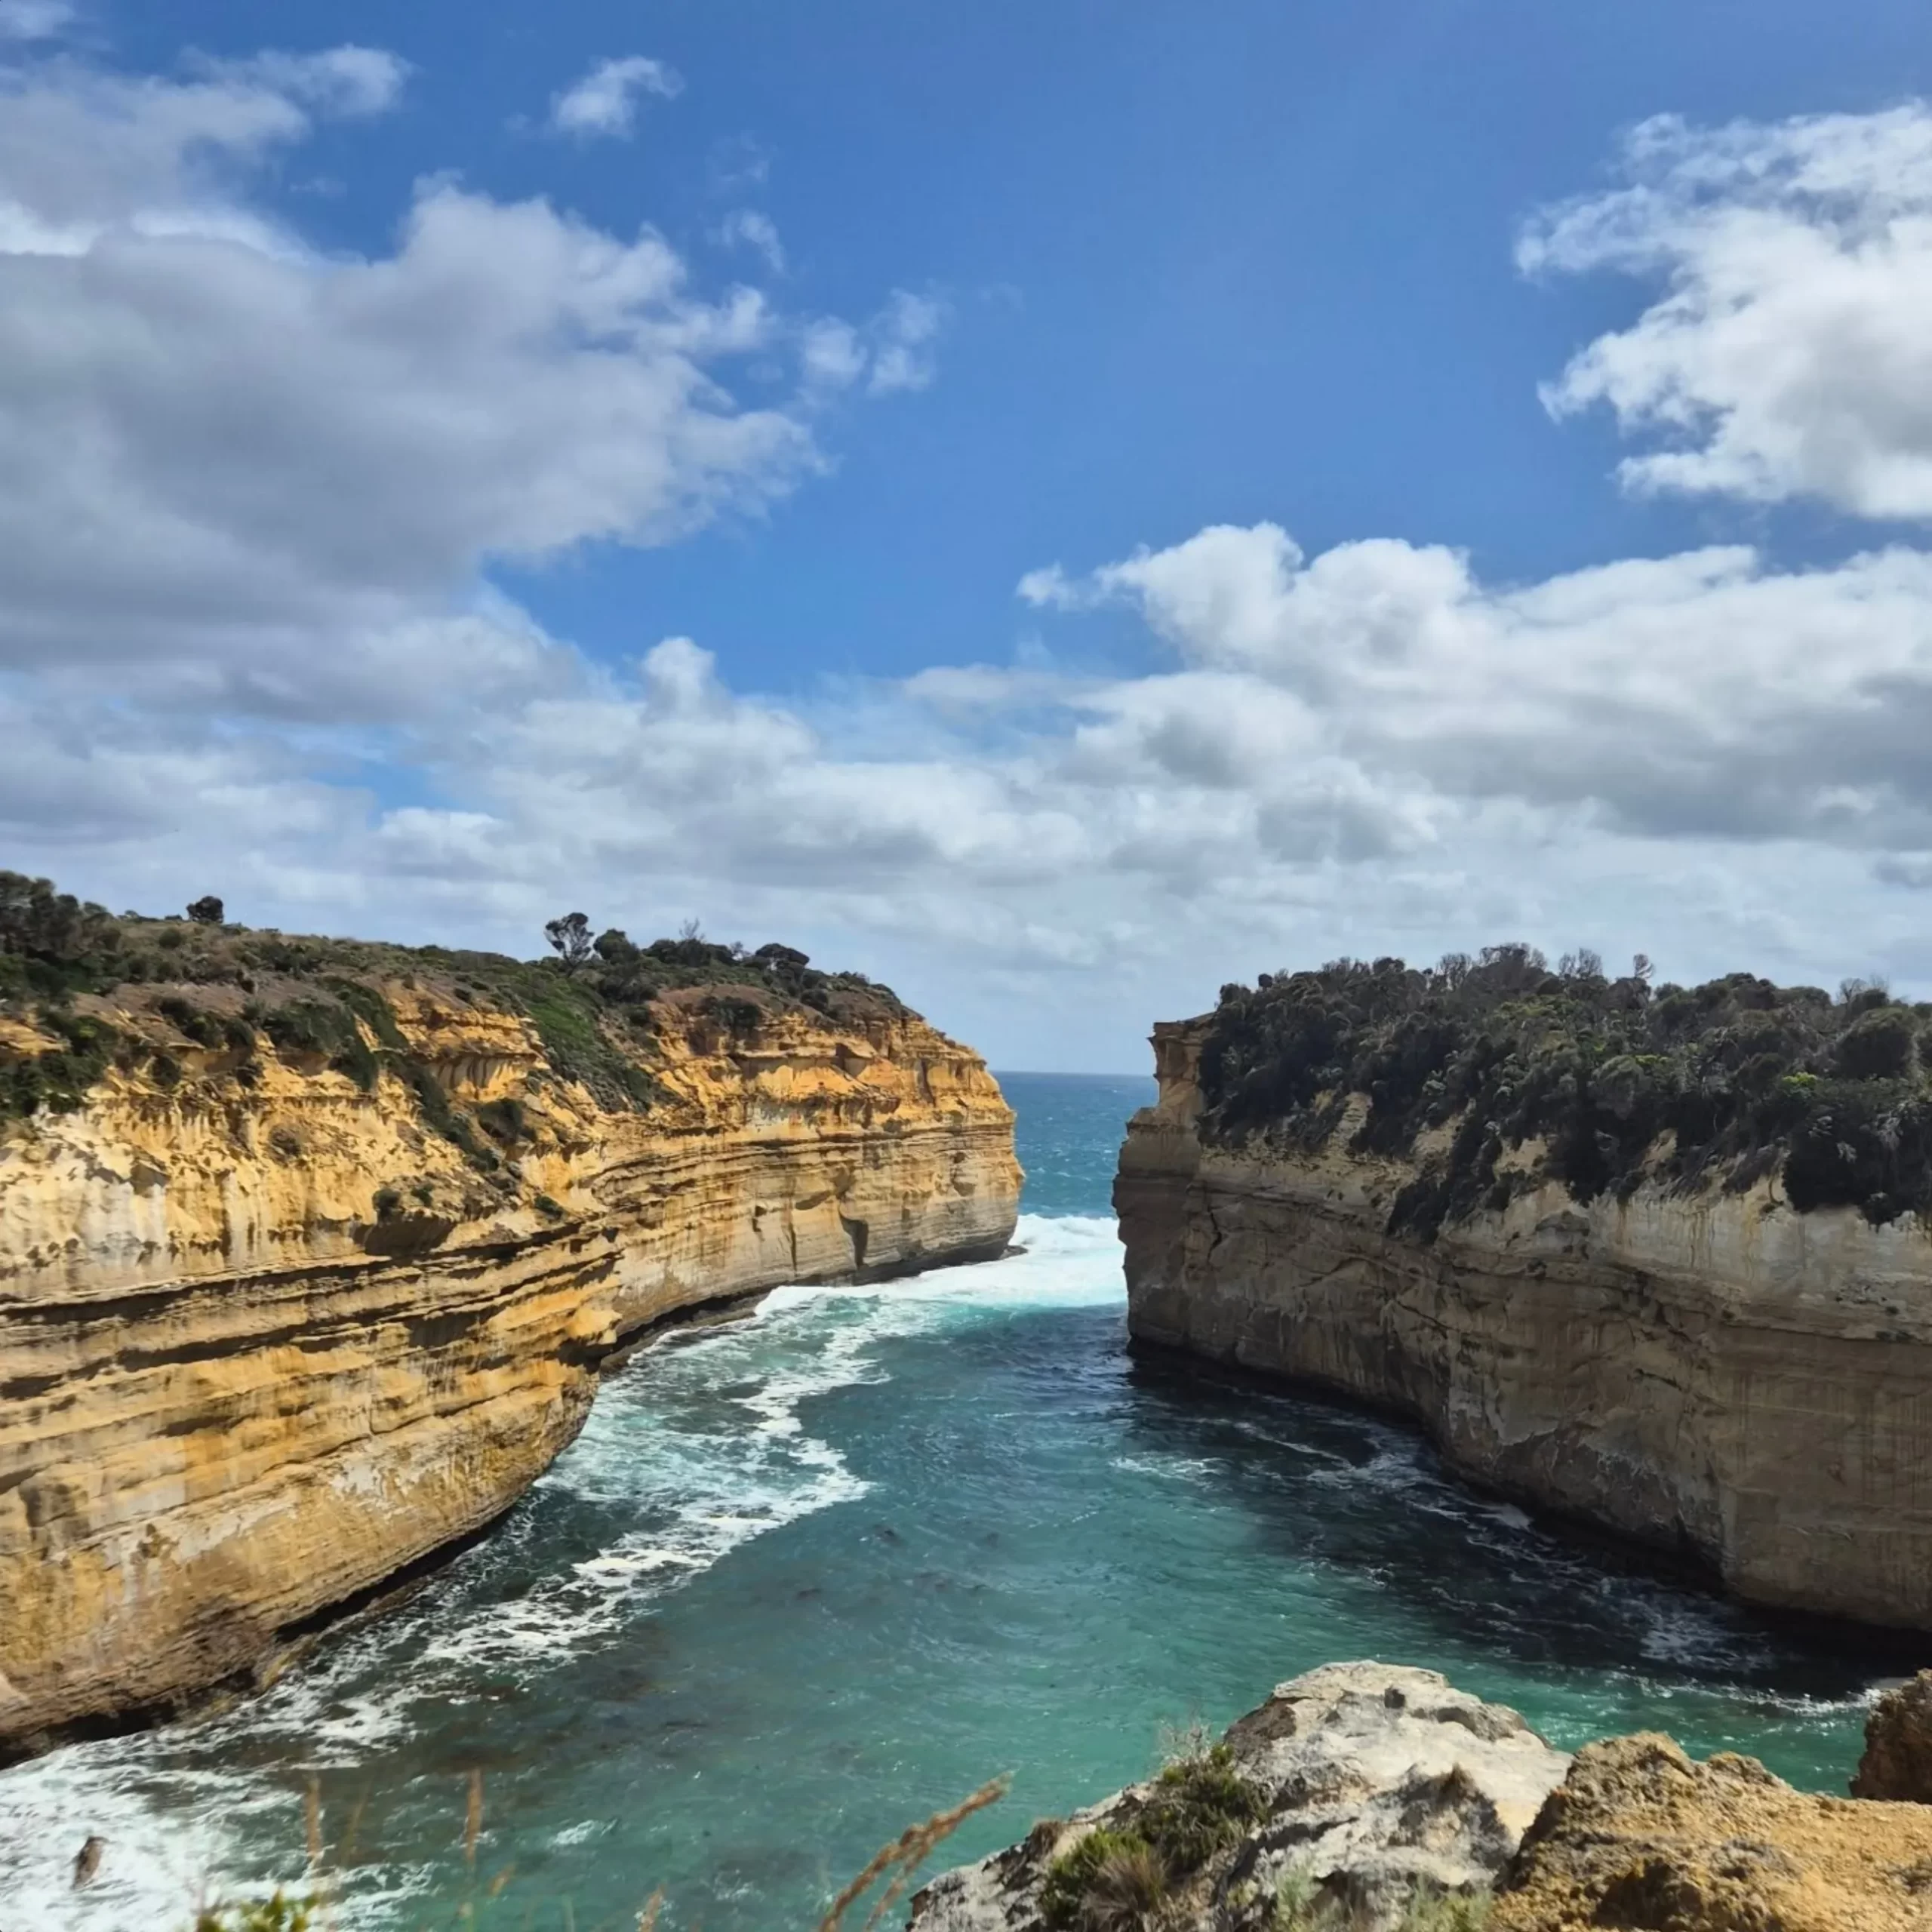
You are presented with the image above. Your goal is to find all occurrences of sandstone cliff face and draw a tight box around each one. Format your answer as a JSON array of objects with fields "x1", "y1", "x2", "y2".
[
  {"x1": 1117, "y1": 1020, "x2": 1932, "y2": 1630},
  {"x1": 1494, "y1": 1731, "x2": 1932, "y2": 1932},
  {"x1": 0, "y1": 989, "x2": 1019, "y2": 1758}
]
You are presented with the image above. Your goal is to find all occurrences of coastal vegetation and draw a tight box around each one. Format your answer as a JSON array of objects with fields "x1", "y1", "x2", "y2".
[
  {"x1": 0, "y1": 867, "x2": 905, "y2": 1134},
  {"x1": 1197, "y1": 943, "x2": 1932, "y2": 1239}
]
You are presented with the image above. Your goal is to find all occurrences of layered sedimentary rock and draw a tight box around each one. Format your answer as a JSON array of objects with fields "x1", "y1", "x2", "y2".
[
  {"x1": 912, "y1": 1661, "x2": 1571, "y2": 1931},
  {"x1": 0, "y1": 988, "x2": 1019, "y2": 1757},
  {"x1": 1118, "y1": 1020, "x2": 1932, "y2": 1629}
]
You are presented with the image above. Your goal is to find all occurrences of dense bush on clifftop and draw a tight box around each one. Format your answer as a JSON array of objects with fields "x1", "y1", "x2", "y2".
[
  {"x1": 1198, "y1": 944, "x2": 1932, "y2": 1235},
  {"x1": 0, "y1": 866, "x2": 905, "y2": 1129}
]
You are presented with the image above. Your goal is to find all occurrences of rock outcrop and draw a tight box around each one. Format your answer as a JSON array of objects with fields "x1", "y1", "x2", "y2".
[
  {"x1": 916, "y1": 1663, "x2": 1932, "y2": 1932},
  {"x1": 1854, "y1": 1672, "x2": 1932, "y2": 1802},
  {"x1": 1494, "y1": 1731, "x2": 1932, "y2": 1932},
  {"x1": 911, "y1": 1662, "x2": 1571, "y2": 1931},
  {"x1": 0, "y1": 979, "x2": 1019, "y2": 1758},
  {"x1": 1117, "y1": 1020, "x2": 1932, "y2": 1630}
]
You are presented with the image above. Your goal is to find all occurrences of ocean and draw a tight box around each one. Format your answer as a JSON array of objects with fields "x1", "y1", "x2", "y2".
[{"x1": 0, "y1": 1072, "x2": 1893, "y2": 1929}]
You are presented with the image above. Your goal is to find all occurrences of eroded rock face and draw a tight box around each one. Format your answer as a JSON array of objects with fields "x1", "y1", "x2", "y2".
[
  {"x1": 910, "y1": 1662, "x2": 1570, "y2": 1931},
  {"x1": 1494, "y1": 1731, "x2": 1932, "y2": 1932},
  {"x1": 1854, "y1": 1672, "x2": 1932, "y2": 1802},
  {"x1": 1115, "y1": 1020, "x2": 1932, "y2": 1630},
  {"x1": 0, "y1": 993, "x2": 1019, "y2": 1757}
]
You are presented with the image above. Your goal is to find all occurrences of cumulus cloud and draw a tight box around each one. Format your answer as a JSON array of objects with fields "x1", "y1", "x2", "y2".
[
  {"x1": 549, "y1": 55, "x2": 681, "y2": 140},
  {"x1": 0, "y1": 40, "x2": 909, "y2": 721},
  {"x1": 15, "y1": 80, "x2": 1932, "y2": 1068},
  {"x1": 1523, "y1": 103, "x2": 1932, "y2": 519}
]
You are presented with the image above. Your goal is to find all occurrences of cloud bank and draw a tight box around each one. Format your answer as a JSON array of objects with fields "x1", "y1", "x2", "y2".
[{"x1": 6, "y1": 51, "x2": 1932, "y2": 1066}]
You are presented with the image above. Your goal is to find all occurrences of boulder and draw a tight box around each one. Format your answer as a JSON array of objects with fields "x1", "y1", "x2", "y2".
[
  {"x1": 909, "y1": 1661, "x2": 1571, "y2": 1931},
  {"x1": 1493, "y1": 1731, "x2": 1932, "y2": 1932},
  {"x1": 1853, "y1": 1671, "x2": 1932, "y2": 1802}
]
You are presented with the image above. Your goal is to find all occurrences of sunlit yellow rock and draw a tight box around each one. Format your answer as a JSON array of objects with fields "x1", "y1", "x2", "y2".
[{"x1": 0, "y1": 987, "x2": 1020, "y2": 1756}]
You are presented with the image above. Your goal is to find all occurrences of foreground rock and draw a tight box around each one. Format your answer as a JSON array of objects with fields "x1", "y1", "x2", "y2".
[
  {"x1": 1118, "y1": 1013, "x2": 1932, "y2": 1630},
  {"x1": 0, "y1": 913, "x2": 1020, "y2": 1758},
  {"x1": 911, "y1": 1662, "x2": 1571, "y2": 1931},
  {"x1": 1853, "y1": 1670, "x2": 1932, "y2": 1801},
  {"x1": 1494, "y1": 1731, "x2": 1932, "y2": 1932}
]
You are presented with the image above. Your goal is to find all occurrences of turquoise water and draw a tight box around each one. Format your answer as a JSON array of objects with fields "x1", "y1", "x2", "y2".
[{"x1": 0, "y1": 1073, "x2": 1904, "y2": 1929}]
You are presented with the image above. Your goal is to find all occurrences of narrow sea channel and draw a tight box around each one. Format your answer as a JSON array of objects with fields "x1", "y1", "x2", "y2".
[{"x1": 0, "y1": 1073, "x2": 1892, "y2": 1930}]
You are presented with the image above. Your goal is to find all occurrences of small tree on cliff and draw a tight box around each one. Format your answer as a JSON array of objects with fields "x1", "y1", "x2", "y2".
[
  {"x1": 186, "y1": 894, "x2": 225, "y2": 925},
  {"x1": 545, "y1": 912, "x2": 595, "y2": 971}
]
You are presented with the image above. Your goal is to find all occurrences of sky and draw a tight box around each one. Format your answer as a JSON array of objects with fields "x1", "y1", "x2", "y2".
[{"x1": 5, "y1": 2, "x2": 1932, "y2": 1071}]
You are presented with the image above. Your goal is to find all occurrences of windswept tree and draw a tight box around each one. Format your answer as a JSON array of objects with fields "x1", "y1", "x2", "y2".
[
  {"x1": 545, "y1": 912, "x2": 595, "y2": 971},
  {"x1": 186, "y1": 895, "x2": 225, "y2": 925}
]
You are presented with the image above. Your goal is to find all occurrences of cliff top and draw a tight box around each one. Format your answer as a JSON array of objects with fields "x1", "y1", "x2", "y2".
[
  {"x1": 0, "y1": 866, "x2": 910, "y2": 1129},
  {"x1": 1195, "y1": 944, "x2": 1932, "y2": 1237}
]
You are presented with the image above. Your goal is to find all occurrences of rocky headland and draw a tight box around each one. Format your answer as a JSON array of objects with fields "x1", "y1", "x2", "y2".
[
  {"x1": 0, "y1": 875, "x2": 1020, "y2": 1760},
  {"x1": 913, "y1": 1662, "x2": 1932, "y2": 1932},
  {"x1": 1116, "y1": 947, "x2": 1932, "y2": 1630}
]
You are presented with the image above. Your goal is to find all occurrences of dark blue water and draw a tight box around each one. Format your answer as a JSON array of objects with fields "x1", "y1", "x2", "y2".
[{"x1": 0, "y1": 1074, "x2": 1890, "y2": 1930}]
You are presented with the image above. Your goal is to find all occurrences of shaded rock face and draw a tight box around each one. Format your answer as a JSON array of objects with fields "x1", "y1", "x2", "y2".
[
  {"x1": 1116, "y1": 1020, "x2": 1932, "y2": 1631},
  {"x1": 0, "y1": 993, "x2": 1020, "y2": 1758},
  {"x1": 1854, "y1": 1672, "x2": 1932, "y2": 1802},
  {"x1": 1494, "y1": 1731, "x2": 1932, "y2": 1932},
  {"x1": 910, "y1": 1662, "x2": 1570, "y2": 1931}
]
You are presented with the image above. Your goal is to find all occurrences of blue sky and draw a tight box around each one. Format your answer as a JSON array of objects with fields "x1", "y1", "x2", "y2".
[{"x1": 6, "y1": 0, "x2": 1932, "y2": 1068}]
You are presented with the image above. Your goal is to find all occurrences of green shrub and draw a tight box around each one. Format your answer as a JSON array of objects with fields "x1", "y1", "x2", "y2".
[
  {"x1": 372, "y1": 1187, "x2": 402, "y2": 1220},
  {"x1": 1393, "y1": 1884, "x2": 1490, "y2": 1932},
  {"x1": 1200, "y1": 949, "x2": 1932, "y2": 1230},
  {"x1": 534, "y1": 1193, "x2": 565, "y2": 1220},
  {"x1": 1138, "y1": 1743, "x2": 1266, "y2": 1871},
  {"x1": 1039, "y1": 1828, "x2": 1161, "y2": 1930}
]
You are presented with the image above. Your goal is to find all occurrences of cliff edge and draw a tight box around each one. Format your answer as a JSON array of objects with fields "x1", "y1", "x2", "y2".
[
  {"x1": 914, "y1": 1662, "x2": 1932, "y2": 1932},
  {"x1": 0, "y1": 875, "x2": 1020, "y2": 1758},
  {"x1": 1117, "y1": 947, "x2": 1932, "y2": 1630}
]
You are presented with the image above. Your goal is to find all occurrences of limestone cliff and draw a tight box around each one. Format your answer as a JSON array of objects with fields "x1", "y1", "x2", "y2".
[
  {"x1": 0, "y1": 903, "x2": 1020, "y2": 1759},
  {"x1": 1117, "y1": 1015, "x2": 1932, "y2": 1629}
]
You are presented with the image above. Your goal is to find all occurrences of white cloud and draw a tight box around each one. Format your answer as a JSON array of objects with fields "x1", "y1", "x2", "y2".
[
  {"x1": 867, "y1": 289, "x2": 944, "y2": 395},
  {"x1": 0, "y1": 0, "x2": 69, "y2": 41},
  {"x1": 549, "y1": 55, "x2": 681, "y2": 140},
  {"x1": 1524, "y1": 103, "x2": 1932, "y2": 520},
  {"x1": 719, "y1": 208, "x2": 784, "y2": 272},
  {"x1": 197, "y1": 47, "x2": 411, "y2": 118},
  {"x1": 0, "y1": 41, "x2": 927, "y2": 721},
  {"x1": 17, "y1": 85, "x2": 1932, "y2": 1069}
]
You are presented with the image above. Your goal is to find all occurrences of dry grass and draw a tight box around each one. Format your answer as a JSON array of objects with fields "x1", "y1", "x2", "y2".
[{"x1": 185, "y1": 1767, "x2": 1011, "y2": 1932}]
